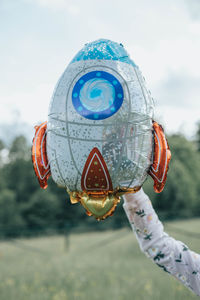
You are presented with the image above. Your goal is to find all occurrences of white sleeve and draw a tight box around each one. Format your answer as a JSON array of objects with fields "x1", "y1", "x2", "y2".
[{"x1": 123, "y1": 189, "x2": 200, "y2": 296}]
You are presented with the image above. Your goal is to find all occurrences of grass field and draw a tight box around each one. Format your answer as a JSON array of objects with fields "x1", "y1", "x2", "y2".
[{"x1": 0, "y1": 219, "x2": 200, "y2": 300}]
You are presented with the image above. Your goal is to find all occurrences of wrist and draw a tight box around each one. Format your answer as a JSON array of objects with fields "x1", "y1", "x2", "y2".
[{"x1": 123, "y1": 188, "x2": 147, "y2": 203}]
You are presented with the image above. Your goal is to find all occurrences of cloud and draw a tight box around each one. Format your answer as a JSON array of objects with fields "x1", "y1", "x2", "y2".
[
  {"x1": 151, "y1": 71, "x2": 200, "y2": 137},
  {"x1": 154, "y1": 72, "x2": 200, "y2": 109},
  {"x1": 184, "y1": 0, "x2": 200, "y2": 20},
  {"x1": 25, "y1": 0, "x2": 80, "y2": 15},
  {"x1": 154, "y1": 104, "x2": 200, "y2": 138}
]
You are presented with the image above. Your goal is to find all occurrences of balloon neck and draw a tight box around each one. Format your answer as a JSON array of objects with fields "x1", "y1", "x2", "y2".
[{"x1": 68, "y1": 186, "x2": 141, "y2": 220}]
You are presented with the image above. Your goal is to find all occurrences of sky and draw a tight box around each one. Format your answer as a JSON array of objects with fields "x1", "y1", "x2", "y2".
[{"x1": 0, "y1": 0, "x2": 200, "y2": 142}]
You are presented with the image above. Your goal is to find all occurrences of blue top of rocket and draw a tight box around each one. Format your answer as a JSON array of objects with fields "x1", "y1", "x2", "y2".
[{"x1": 70, "y1": 39, "x2": 137, "y2": 67}]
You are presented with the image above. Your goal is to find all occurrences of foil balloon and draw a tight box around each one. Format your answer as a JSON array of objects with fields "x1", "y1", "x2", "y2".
[{"x1": 32, "y1": 39, "x2": 171, "y2": 220}]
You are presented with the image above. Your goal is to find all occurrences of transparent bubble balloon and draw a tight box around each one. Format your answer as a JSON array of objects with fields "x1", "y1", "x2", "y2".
[{"x1": 28, "y1": 39, "x2": 162, "y2": 220}]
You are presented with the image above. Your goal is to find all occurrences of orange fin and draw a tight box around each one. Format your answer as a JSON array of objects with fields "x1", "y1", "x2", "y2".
[
  {"x1": 149, "y1": 121, "x2": 171, "y2": 193},
  {"x1": 32, "y1": 121, "x2": 51, "y2": 189}
]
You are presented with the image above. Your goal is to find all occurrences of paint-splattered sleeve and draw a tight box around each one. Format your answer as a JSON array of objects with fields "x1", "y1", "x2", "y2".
[{"x1": 123, "y1": 189, "x2": 200, "y2": 296}]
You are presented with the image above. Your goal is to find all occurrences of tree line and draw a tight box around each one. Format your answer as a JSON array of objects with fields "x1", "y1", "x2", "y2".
[{"x1": 0, "y1": 129, "x2": 200, "y2": 238}]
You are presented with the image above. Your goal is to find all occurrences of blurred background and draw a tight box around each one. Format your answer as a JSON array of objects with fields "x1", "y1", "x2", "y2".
[{"x1": 0, "y1": 0, "x2": 200, "y2": 299}]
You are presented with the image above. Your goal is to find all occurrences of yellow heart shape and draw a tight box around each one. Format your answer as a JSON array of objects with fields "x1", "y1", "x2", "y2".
[{"x1": 80, "y1": 193, "x2": 120, "y2": 220}]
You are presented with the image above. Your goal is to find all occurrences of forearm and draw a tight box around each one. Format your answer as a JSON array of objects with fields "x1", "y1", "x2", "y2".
[{"x1": 123, "y1": 189, "x2": 200, "y2": 296}]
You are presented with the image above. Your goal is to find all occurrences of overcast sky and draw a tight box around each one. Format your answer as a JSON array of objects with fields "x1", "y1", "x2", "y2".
[{"x1": 1, "y1": 0, "x2": 200, "y2": 141}]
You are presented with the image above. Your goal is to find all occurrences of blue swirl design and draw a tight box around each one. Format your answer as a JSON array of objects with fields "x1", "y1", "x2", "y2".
[
  {"x1": 79, "y1": 78, "x2": 115, "y2": 112},
  {"x1": 72, "y1": 71, "x2": 124, "y2": 120}
]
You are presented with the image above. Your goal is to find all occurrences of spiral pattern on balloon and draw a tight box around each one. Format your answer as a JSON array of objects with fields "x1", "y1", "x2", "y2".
[{"x1": 79, "y1": 78, "x2": 115, "y2": 112}]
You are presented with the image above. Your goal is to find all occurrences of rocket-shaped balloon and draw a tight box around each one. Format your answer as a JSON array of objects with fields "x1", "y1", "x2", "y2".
[{"x1": 32, "y1": 39, "x2": 171, "y2": 220}]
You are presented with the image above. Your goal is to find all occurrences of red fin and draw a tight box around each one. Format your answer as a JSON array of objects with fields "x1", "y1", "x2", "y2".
[
  {"x1": 149, "y1": 121, "x2": 171, "y2": 193},
  {"x1": 81, "y1": 147, "x2": 113, "y2": 192},
  {"x1": 32, "y1": 121, "x2": 51, "y2": 189}
]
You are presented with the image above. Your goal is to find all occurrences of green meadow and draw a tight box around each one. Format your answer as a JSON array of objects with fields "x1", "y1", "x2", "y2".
[{"x1": 0, "y1": 219, "x2": 200, "y2": 300}]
